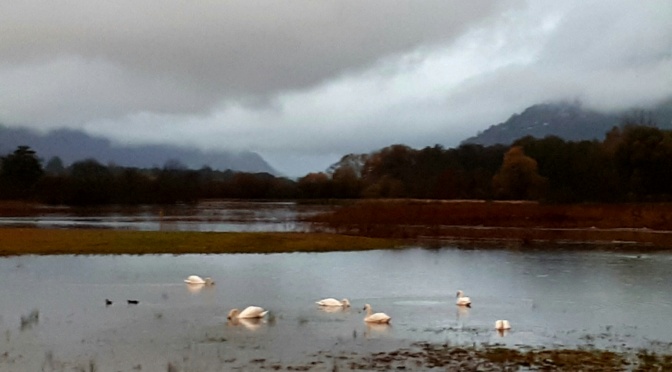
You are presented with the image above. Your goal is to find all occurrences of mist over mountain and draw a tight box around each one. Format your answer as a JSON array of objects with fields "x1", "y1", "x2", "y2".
[
  {"x1": 0, "y1": 126, "x2": 278, "y2": 174},
  {"x1": 5, "y1": 97, "x2": 672, "y2": 177},
  {"x1": 462, "y1": 99, "x2": 672, "y2": 146}
]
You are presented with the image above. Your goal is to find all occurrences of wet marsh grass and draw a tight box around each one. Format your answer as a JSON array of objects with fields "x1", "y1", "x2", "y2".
[
  {"x1": 0, "y1": 228, "x2": 405, "y2": 256},
  {"x1": 309, "y1": 199, "x2": 672, "y2": 247},
  {"x1": 310, "y1": 199, "x2": 672, "y2": 230}
]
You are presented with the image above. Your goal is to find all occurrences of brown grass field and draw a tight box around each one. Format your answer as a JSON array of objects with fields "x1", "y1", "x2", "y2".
[{"x1": 0, "y1": 228, "x2": 405, "y2": 256}]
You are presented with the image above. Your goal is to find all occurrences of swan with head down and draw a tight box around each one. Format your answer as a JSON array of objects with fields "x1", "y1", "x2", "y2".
[
  {"x1": 184, "y1": 275, "x2": 215, "y2": 285},
  {"x1": 316, "y1": 298, "x2": 351, "y2": 307},
  {"x1": 363, "y1": 304, "x2": 391, "y2": 324},
  {"x1": 456, "y1": 290, "x2": 471, "y2": 307},
  {"x1": 227, "y1": 306, "x2": 268, "y2": 320}
]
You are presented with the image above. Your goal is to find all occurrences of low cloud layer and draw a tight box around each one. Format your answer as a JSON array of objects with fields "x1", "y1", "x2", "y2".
[{"x1": 1, "y1": 0, "x2": 671, "y2": 176}]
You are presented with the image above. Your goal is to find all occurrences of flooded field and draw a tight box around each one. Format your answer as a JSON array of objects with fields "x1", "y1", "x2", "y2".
[
  {"x1": 1, "y1": 248, "x2": 671, "y2": 370},
  {"x1": 1, "y1": 201, "x2": 671, "y2": 370},
  {"x1": 0, "y1": 200, "x2": 330, "y2": 232}
]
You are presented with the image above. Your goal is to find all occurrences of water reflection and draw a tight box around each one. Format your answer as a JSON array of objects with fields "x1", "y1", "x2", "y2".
[
  {"x1": 227, "y1": 317, "x2": 265, "y2": 331},
  {"x1": 456, "y1": 306, "x2": 470, "y2": 321},
  {"x1": 497, "y1": 329, "x2": 510, "y2": 337},
  {"x1": 185, "y1": 283, "x2": 206, "y2": 294},
  {"x1": 0, "y1": 200, "x2": 332, "y2": 232},
  {"x1": 364, "y1": 322, "x2": 391, "y2": 338},
  {"x1": 319, "y1": 306, "x2": 348, "y2": 314}
]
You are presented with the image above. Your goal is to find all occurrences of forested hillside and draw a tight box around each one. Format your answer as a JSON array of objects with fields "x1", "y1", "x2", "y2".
[{"x1": 2, "y1": 122, "x2": 672, "y2": 205}]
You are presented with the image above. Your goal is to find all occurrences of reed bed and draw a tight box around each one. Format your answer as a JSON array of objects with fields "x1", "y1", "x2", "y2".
[{"x1": 308, "y1": 200, "x2": 672, "y2": 248}]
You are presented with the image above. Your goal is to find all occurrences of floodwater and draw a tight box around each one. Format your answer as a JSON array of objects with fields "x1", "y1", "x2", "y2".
[
  {"x1": 1, "y1": 201, "x2": 672, "y2": 370},
  {"x1": 0, "y1": 200, "x2": 330, "y2": 232},
  {"x1": 1, "y1": 249, "x2": 672, "y2": 371}
]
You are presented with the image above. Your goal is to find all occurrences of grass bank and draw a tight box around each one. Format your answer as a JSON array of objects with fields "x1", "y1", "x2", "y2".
[{"x1": 0, "y1": 228, "x2": 405, "y2": 256}]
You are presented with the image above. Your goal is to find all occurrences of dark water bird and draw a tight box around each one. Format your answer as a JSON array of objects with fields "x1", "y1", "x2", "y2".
[
  {"x1": 127, "y1": 300, "x2": 139, "y2": 305},
  {"x1": 105, "y1": 299, "x2": 113, "y2": 306}
]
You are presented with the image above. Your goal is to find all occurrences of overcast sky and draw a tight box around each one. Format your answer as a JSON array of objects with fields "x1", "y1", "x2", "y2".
[{"x1": 1, "y1": 0, "x2": 671, "y2": 176}]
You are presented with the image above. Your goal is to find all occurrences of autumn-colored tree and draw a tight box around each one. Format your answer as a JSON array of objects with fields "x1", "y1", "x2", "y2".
[
  {"x1": 362, "y1": 145, "x2": 415, "y2": 183},
  {"x1": 492, "y1": 146, "x2": 547, "y2": 200},
  {"x1": 331, "y1": 166, "x2": 361, "y2": 198},
  {"x1": 297, "y1": 172, "x2": 331, "y2": 199},
  {"x1": 361, "y1": 175, "x2": 405, "y2": 198}
]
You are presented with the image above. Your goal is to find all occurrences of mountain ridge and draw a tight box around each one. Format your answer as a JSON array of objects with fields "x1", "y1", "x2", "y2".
[
  {"x1": 462, "y1": 99, "x2": 672, "y2": 146},
  {"x1": 0, "y1": 125, "x2": 278, "y2": 174}
]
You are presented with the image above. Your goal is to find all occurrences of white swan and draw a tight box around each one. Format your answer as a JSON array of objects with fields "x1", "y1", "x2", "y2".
[
  {"x1": 316, "y1": 298, "x2": 351, "y2": 307},
  {"x1": 228, "y1": 317, "x2": 263, "y2": 330},
  {"x1": 456, "y1": 290, "x2": 471, "y2": 307},
  {"x1": 227, "y1": 306, "x2": 268, "y2": 319},
  {"x1": 495, "y1": 320, "x2": 511, "y2": 330},
  {"x1": 363, "y1": 304, "x2": 391, "y2": 324},
  {"x1": 184, "y1": 275, "x2": 215, "y2": 285}
]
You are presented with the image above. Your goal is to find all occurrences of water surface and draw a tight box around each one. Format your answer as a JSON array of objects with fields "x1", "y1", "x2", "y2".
[
  {"x1": 0, "y1": 200, "x2": 328, "y2": 232},
  {"x1": 1, "y1": 248, "x2": 671, "y2": 370}
]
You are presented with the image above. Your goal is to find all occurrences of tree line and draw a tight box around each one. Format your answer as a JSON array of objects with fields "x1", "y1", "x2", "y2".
[{"x1": 1, "y1": 123, "x2": 671, "y2": 205}]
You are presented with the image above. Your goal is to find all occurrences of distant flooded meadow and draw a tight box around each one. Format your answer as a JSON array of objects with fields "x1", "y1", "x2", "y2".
[
  {"x1": 1, "y1": 201, "x2": 672, "y2": 370},
  {"x1": 0, "y1": 200, "x2": 330, "y2": 232}
]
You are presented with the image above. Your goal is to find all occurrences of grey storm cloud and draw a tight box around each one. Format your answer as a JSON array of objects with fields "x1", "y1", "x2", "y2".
[
  {"x1": 0, "y1": 0, "x2": 511, "y2": 122},
  {"x1": 0, "y1": 0, "x2": 671, "y2": 176}
]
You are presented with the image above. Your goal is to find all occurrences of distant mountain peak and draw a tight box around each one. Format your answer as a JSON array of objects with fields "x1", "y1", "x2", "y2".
[{"x1": 461, "y1": 99, "x2": 672, "y2": 146}]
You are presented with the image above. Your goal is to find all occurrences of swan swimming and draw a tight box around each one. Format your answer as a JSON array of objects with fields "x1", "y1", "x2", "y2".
[
  {"x1": 495, "y1": 320, "x2": 511, "y2": 330},
  {"x1": 227, "y1": 306, "x2": 268, "y2": 319},
  {"x1": 184, "y1": 275, "x2": 215, "y2": 285},
  {"x1": 456, "y1": 290, "x2": 471, "y2": 307},
  {"x1": 363, "y1": 304, "x2": 391, "y2": 324},
  {"x1": 316, "y1": 298, "x2": 351, "y2": 307}
]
